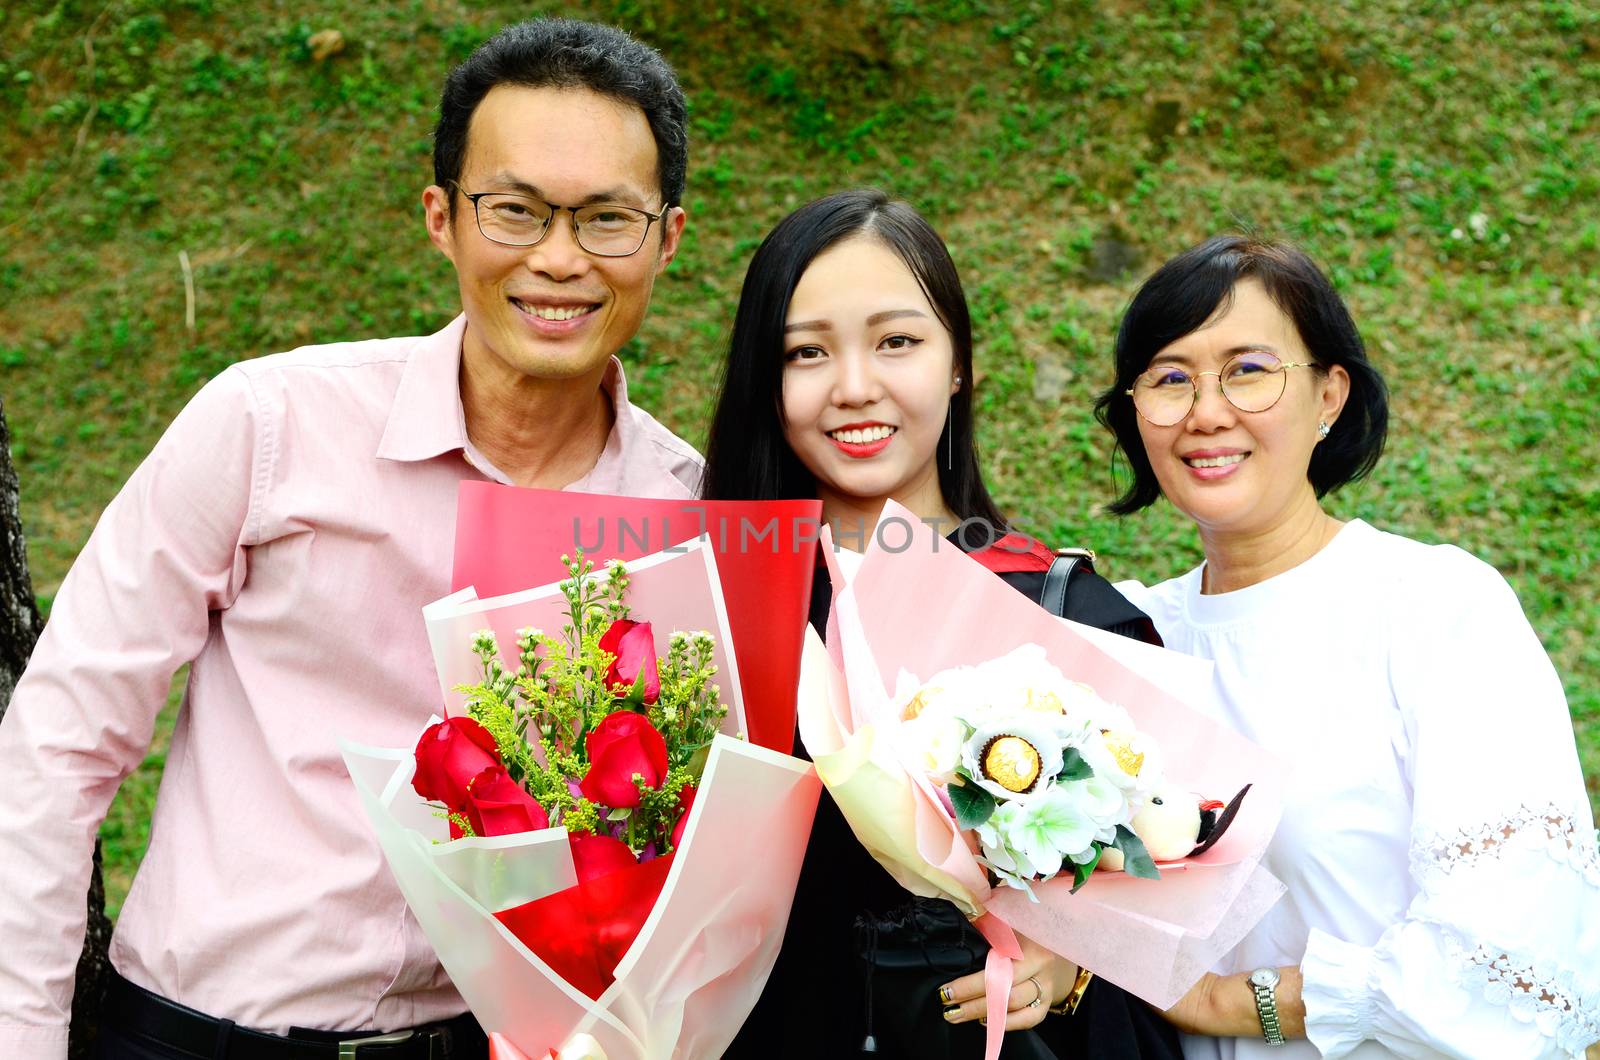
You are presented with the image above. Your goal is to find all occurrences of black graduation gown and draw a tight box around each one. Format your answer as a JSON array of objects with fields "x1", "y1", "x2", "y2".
[{"x1": 725, "y1": 552, "x2": 1184, "y2": 1059}]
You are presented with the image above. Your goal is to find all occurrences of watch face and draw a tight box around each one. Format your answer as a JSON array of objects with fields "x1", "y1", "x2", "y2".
[{"x1": 1250, "y1": 968, "x2": 1281, "y2": 988}]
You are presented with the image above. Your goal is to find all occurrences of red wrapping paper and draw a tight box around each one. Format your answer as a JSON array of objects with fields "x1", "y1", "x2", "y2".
[
  {"x1": 496, "y1": 852, "x2": 677, "y2": 1001},
  {"x1": 450, "y1": 483, "x2": 822, "y2": 752}
]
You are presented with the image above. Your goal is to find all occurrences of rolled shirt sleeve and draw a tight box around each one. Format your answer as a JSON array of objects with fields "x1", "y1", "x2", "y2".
[
  {"x1": 0, "y1": 367, "x2": 259, "y2": 1055},
  {"x1": 1301, "y1": 550, "x2": 1600, "y2": 1058}
]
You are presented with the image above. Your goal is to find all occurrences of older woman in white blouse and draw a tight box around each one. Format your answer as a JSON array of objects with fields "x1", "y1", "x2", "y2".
[{"x1": 1093, "y1": 235, "x2": 1599, "y2": 1058}]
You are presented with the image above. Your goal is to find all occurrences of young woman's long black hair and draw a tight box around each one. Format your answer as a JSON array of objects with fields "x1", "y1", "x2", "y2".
[{"x1": 700, "y1": 188, "x2": 1006, "y2": 537}]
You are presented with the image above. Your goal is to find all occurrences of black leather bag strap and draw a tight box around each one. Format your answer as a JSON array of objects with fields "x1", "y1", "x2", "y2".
[{"x1": 1039, "y1": 548, "x2": 1096, "y2": 618}]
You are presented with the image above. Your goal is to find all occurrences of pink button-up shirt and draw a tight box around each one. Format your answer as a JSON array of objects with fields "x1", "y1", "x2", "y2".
[{"x1": 0, "y1": 316, "x2": 702, "y2": 1057}]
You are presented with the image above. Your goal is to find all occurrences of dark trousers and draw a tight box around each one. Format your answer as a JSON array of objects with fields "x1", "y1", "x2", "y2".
[{"x1": 96, "y1": 970, "x2": 489, "y2": 1060}]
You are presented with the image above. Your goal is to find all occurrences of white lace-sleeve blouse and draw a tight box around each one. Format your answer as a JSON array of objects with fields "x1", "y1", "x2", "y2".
[{"x1": 1117, "y1": 519, "x2": 1600, "y2": 1059}]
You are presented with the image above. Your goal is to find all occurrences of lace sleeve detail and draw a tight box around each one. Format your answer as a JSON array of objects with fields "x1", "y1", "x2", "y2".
[
  {"x1": 1410, "y1": 804, "x2": 1600, "y2": 1054},
  {"x1": 1410, "y1": 802, "x2": 1600, "y2": 888},
  {"x1": 1443, "y1": 930, "x2": 1600, "y2": 1056}
]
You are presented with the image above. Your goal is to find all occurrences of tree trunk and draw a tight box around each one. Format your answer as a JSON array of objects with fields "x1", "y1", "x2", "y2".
[
  {"x1": 0, "y1": 398, "x2": 43, "y2": 715},
  {"x1": 0, "y1": 397, "x2": 112, "y2": 1059}
]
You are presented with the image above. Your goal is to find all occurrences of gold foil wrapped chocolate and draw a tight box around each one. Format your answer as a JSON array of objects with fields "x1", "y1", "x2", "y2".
[
  {"x1": 1101, "y1": 730, "x2": 1145, "y2": 777},
  {"x1": 1019, "y1": 688, "x2": 1065, "y2": 715},
  {"x1": 901, "y1": 686, "x2": 942, "y2": 721},
  {"x1": 981, "y1": 735, "x2": 1042, "y2": 793}
]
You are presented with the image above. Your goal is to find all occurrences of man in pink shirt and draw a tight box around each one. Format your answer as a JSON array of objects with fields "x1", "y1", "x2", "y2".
[{"x1": 0, "y1": 19, "x2": 701, "y2": 1060}]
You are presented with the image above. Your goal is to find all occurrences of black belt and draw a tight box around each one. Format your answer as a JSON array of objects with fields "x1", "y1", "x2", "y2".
[{"x1": 103, "y1": 970, "x2": 488, "y2": 1059}]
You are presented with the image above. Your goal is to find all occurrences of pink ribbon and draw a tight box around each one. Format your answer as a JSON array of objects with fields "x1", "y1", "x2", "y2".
[
  {"x1": 489, "y1": 1033, "x2": 535, "y2": 1060},
  {"x1": 973, "y1": 912, "x2": 1023, "y2": 1060}
]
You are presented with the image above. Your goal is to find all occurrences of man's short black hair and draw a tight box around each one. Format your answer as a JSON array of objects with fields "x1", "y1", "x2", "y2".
[
  {"x1": 433, "y1": 18, "x2": 687, "y2": 211},
  {"x1": 1094, "y1": 235, "x2": 1390, "y2": 515}
]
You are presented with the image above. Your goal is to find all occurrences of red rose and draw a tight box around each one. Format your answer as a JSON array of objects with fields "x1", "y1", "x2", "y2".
[
  {"x1": 598, "y1": 619, "x2": 660, "y2": 704},
  {"x1": 568, "y1": 831, "x2": 638, "y2": 883},
  {"x1": 578, "y1": 711, "x2": 669, "y2": 808},
  {"x1": 412, "y1": 716, "x2": 501, "y2": 809},
  {"x1": 669, "y1": 783, "x2": 697, "y2": 851},
  {"x1": 464, "y1": 765, "x2": 550, "y2": 837}
]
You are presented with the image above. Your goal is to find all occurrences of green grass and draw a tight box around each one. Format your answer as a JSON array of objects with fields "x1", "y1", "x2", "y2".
[{"x1": 3, "y1": 0, "x2": 1596, "y2": 918}]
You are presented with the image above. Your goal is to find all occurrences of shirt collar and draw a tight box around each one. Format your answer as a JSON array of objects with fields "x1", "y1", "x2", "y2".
[
  {"x1": 375, "y1": 315, "x2": 679, "y2": 493},
  {"x1": 375, "y1": 314, "x2": 472, "y2": 464}
]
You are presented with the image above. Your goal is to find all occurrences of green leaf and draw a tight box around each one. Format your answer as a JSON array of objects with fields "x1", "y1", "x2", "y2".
[
  {"x1": 1057, "y1": 746, "x2": 1094, "y2": 782},
  {"x1": 949, "y1": 778, "x2": 997, "y2": 830},
  {"x1": 1112, "y1": 825, "x2": 1161, "y2": 880},
  {"x1": 1069, "y1": 844, "x2": 1103, "y2": 892}
]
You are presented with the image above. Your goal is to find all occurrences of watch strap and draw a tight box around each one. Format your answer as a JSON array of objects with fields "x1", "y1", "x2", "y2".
[{"x1": 1250, "y1": 974, "x2": 1286, "y2": 1046}]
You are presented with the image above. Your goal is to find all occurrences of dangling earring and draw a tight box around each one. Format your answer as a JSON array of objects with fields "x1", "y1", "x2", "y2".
[
  {"x1": 1317, "y1": 421, "x2": 1331, "y2": 439},
  {"x1": 948, "y1": 376, "x2": 963, "y2": 471},
  {"x1": 946, "y1": 401, "x2": 953, "y2": 471}
]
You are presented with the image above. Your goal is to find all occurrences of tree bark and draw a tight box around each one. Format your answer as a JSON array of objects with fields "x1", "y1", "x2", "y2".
[
  {"x1": 0, "y1": 398, "x2": 43, "y2": 714},
  {"x1": 0, "y1": 397, "x2": 112, "y2": 1059}
]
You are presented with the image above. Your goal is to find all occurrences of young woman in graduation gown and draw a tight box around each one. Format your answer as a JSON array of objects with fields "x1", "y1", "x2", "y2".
[{"x1": 701, "y1": 188, "x2": 1183, "y2": 1060}]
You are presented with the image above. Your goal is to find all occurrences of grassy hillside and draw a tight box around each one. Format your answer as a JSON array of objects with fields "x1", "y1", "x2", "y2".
[{"x1": 3, "y1": 0, "x2": 1596, "y2": 917}]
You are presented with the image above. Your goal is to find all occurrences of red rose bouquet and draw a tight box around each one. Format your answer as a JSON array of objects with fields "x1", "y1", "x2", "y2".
[
  {"x1": 344, "y1": 502, "x2": 823, "y2": 1060},
  {"x1": 406, "y1": 551, "x2": 731, "y2": 999}
]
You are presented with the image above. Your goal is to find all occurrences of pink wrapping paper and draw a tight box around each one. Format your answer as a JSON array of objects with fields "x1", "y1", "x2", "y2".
[
  {"x1": 809, "y1": 501, "x2": 1287, "y2": 1014},
  {"x1": 424, "y1": 540, "x2": 750, "y2": 742},
  {"x1": 345, "y1": 733, "x2": 817, "y2": 1059}
]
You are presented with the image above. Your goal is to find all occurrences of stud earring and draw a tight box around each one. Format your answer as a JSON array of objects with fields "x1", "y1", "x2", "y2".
[
  {"x1": 954, "y1": 374, "x2": 963, "y2": 387},
  {"x1": 1317, "y1": 421, "x2": 1331, "y2": 439}
]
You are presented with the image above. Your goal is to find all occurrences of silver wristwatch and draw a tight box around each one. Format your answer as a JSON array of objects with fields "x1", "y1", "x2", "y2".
[{"x1": 1249, "y1": 967, "x2": 1285, "y2": 1046}]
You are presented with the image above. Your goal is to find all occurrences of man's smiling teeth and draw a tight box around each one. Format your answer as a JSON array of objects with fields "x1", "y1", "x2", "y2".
[
  {"x1": 830, "y1": 426, "x2": 895, "y2": 444},
  {"x1": 1185, "y1": 453, "x2": 1247, "y2": 468},
  {"x1": 513, "y1": 300, "x2": 594, "y2": 321}
]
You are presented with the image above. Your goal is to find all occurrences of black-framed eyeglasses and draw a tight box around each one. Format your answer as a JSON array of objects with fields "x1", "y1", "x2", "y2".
[
  {"x1": 454, "y1": 183, "x2": 669, "y2": 258},
  {"x1": 1126, "y1": 351, "x2": 1320, "y2": 426}
]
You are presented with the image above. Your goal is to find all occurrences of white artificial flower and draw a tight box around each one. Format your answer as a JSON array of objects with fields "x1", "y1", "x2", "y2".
[
  {"x1": 1079, "y1": 727, "x2": 1164, "y2": 799},
  {"x1": 1056, "y1": 773, "x2": 1135, "y2": 833},
  {"x1": 981, "y1": 644, "x2": 1073, "y2": 716},
  {"x1": 977, "y1": 784, "x2": 1101, "y2": 887},
  {"x1": 1059, "y1": 683, "x2": 1135, "y2": 732},
  {"x1": 900, "y1": 710, "x2": 970, "y2": 781},
  {"x1": 959, "y1": 713, "x2": 1069, "y2": 803},
  {"x1": 890, "y1": 665, "x2": 980, "y2": 724}
]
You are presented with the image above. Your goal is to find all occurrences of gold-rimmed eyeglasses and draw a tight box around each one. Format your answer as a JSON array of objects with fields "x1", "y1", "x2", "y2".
[
  {"x1": 1126, "y1": 351, "x2": 1320, "y2": 426},
  {"x1": 454, "y1": 183, "x2": 668, "y2": 258}
]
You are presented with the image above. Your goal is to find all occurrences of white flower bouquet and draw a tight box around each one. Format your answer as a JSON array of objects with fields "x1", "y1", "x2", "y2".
[
  {"x1": 800, "y1": 502, "x2": 1289, "y2": 1059},
  {"x1": 894, "y1": 644, "x2": 1171, "y2": 895}
]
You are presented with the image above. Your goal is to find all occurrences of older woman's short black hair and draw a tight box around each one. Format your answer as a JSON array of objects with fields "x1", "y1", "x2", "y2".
[{"x1": 1093, "y1": 235, "x2": 1389, "y2": 515}]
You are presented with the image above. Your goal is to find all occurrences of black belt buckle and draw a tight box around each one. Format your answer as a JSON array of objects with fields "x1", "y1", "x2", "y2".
[{"x1": 339, "y1": 1031, "x2": 451, "y2": 1060}]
